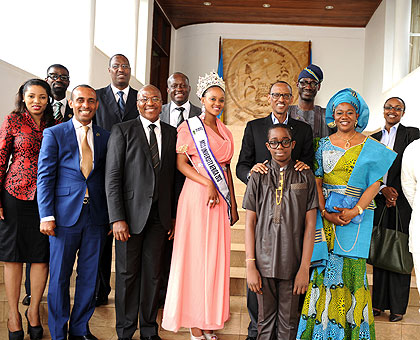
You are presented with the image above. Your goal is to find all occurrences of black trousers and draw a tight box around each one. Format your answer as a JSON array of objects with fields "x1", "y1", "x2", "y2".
[
  {"x1": 372, "y1": 266, "x2": 411, "y2": 315},
  {"x1": 115, "y1": 205, "x2": 167, "y2": 339}
]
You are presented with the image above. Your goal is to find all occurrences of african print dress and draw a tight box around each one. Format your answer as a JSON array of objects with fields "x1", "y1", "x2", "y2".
[{"x1": 297, "y1": 137, "x2": 376, "y2": 340}]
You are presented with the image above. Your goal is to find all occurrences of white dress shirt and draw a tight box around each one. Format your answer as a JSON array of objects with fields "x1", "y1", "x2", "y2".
[
  {"x1": 111, "y1": 84, "x2": 129, "y2": 104},
  {"x1": 139, "y1": 115, "x2": 162, "y2": 158},
  {"x1": 169, "y1": 101, "x2": 191, "y2": 128},
  {"x1": 379, "y1": 123, "x2": 399, "y2": 189},
  {"x1": 271, "y1": 112, "x2": 289, "y2": 125}
]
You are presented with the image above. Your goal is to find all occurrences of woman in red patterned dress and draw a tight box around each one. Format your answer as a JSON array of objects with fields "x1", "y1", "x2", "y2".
[{"x1": 0, "y1": 79, "x2": 55, "y2": 340}]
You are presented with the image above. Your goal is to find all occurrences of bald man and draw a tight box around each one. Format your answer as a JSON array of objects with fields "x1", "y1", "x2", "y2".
[{"x1": 105, "y1": 85, "x2": 177, "y2": 340}]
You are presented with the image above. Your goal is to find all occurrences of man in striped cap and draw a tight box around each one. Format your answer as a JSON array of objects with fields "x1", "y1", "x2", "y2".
[{"x1": 289, "y1": 64, "x2": 333, "y2": 139}]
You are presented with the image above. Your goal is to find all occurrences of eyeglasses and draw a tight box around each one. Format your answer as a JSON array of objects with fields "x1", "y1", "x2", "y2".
[
  {"x1": 47, "y1": 73, "x2": 70, "y2": 81},
  {"x1": 111, "y1": 64, "x2": 131, "y2": 70},
  {"x1": 298, "y1": 80, "x2": 319, "y2": 89},
  {"x1": 384, "y1": 106, "x2": 404, "y2": 112},
  {"x1": 137, "y1": 97, "x2": 161, "y2": 103},
  {"x1": 267, "y1": 139, "x2": 292, "y2": 149},
  {"x1": 169, "y1": 84, "x2": 189, "y2": 90},
  {"x1": 270, "y1": 93, "x2": 292, "y2": 100}
]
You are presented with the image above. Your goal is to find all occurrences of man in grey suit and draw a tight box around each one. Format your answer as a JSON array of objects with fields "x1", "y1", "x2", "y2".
[
  {"x1": 160, "y1": 72, "x2": 201, "y2": 127},
  {"x1": 106, "y1": 85, "x2": 177, "y2": 340},
  {"x1": 94, "y1": 54, "x2": 139, "y2": 307}
]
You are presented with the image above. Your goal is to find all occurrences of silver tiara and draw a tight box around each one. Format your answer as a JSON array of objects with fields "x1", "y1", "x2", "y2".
[{"x1": 196, "y1": 71, "x2": 225, "y2": 98}]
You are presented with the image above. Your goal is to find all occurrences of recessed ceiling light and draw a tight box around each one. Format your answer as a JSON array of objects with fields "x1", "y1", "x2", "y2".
[
  {"x1": 203, "y1": 1, "x2": 211, "y2": 5},
  {"x1": 262, "y1": 3, "x2": 271, "y2": 8},
  {"x1": 325, "y1": 5, "x2": 334, "y2": 10}
]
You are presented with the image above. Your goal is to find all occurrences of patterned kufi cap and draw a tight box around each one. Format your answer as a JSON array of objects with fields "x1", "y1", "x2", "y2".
[{"x1": 196, "y1": 71, "x2": 225, "y2": 99}]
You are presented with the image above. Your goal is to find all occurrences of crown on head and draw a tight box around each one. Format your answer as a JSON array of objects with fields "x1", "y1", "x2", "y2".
[{"x1": 196, "y1": 71, "x2": 225, "y2": 98}]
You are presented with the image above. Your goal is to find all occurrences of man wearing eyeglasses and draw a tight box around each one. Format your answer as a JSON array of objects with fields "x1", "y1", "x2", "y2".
[
  {"x1": 236, "y1": 81, "x2": 313, "y2": 340},
  {"x1": 94, "y1": 54, "x2": 139, "y2": 307},
  {"x1": 289, "y1": 64, "x2": 332, "y2": 139},
  {"x1": 45, "y1": 64, "x2": 73, "y2": 122},
  {"x1": 160, "y1": 72, "x2": 201, "y2": 127},
  {"x1": 106, "y1": 85, "x2": 176, "y2": 340}
]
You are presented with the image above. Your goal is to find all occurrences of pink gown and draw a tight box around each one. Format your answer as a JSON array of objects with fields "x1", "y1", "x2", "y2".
[{"x1": 162, "y1": 116, "x2": 234, "y2": 332}]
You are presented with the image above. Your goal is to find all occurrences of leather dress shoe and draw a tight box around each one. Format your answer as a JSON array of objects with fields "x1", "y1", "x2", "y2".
[
  {"x1": 389, "y1": 313, "x2": 403, "y2": 322},
  {"x1": 68, "y1": 333, "x2": 98, "y2": 340},
  {"x1": 372, "y1": 308, "x2": 381, "y2": 317},
  {"x1": 245, "y1": 337, "x2": 257, "y2": 340},
  {"x1": 95, "y1": 295, "x2": 108, "y2": 307},
  {"x1": 140, "y1": 335, "x2": 162, "y2": 340}
]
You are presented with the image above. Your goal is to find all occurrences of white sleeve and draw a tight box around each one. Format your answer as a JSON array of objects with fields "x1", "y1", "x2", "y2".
[{"x1": 401, "y1": 143, "x2": 417, "y2": 208}]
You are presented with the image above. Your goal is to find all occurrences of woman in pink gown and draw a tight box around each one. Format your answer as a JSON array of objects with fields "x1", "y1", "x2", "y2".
[{"x1": 162, "y1": 72, "x2": 239, "y2": 340}]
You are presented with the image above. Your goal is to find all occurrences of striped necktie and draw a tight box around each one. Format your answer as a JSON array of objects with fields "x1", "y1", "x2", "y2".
[
  {"x1": 117, "y1": 91, "x2": 125, "y2": 118},
  {"x1": 54, "y1": 102, "x2": 63, "y2": 121},
  {"x1": 148, "y1": 124, "x2": 160, "y2": 202}
]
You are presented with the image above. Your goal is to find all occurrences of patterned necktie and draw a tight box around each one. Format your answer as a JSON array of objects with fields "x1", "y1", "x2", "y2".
[
  {"x1": 81, "y1": 126, "x2": 93, "y2": 179},
  {"x1": 149, "y1": 124, "x2": 160, "y2": 202},
  {"x1": 175, "y1": 107, "x2": 185, "y2": 127},
  {"x1": 54, "y1": 102, "x2": 63, "y2": 121},
  {"x1": 117, "y1": 91, "x2": 125, "y2": 118}
]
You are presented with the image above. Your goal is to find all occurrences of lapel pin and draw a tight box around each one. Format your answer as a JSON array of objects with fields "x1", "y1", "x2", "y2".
[
  {"x1": 96, "y1": 132, "x2": 100, "y2": 136},
  {"x1": 69, "y1": 114, "x2": 73, "y2": 118}
]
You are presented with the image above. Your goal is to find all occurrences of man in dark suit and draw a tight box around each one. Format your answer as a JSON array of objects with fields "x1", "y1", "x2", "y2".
[
  {"x1": 160, "y1": 72, "x2": 201, "y2": 127},
  {"x1": 38, "y1": 85, "x2": 110, "y2": 340},
  {"x1": 236, "y1": 81, "x2": 314, "y2": 340},
  {"x1": 371, "y1": 96, "x2": 420, "y2": 322},
  {"x1": 106, "y1": 85, "x2": 177, "y2": 340},
  {"x1": 45, "y1": 64, "x2": 73, "y2": 122},
  {"x1": 94, "y1": 54, "x2": 139, "y2": 306}
]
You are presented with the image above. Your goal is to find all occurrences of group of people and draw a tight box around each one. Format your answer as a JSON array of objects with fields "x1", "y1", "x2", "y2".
[{"x1": 0, "y1": 56, "x2": 419, "y2": 340}]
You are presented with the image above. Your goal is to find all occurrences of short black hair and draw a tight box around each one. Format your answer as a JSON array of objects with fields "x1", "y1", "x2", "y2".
[
  {"x1": 167, "y1": 72, "x2": 190, "y2": 86},
  {"x1": 71, "y1": 84, "x2": 97, "y2": 100},
  {"x1": 267, "y1": 123, "x2": 294, "y2": 141},
  {"x1": 269, "y1": 81, "x2": 292, "y2": 95},
  {"x1": 47, "y1": 64, "x2": 69, "y2": 75},
  {"x1": 109, "y1": 54, "x2": 129, "y2": 67},
  {"x1": 385, "y1": 96, "x2": 406, "y2": 111}
]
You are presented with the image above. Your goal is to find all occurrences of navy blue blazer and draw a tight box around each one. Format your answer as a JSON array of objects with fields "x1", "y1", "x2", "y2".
[{"x1": 37, "y1": 120, "x2": 110, "y2": 227}]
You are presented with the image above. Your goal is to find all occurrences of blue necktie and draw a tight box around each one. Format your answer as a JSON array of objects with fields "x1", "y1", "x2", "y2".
[{"x1": 117, "y1": 91, "x2": 125, "y2": 118}]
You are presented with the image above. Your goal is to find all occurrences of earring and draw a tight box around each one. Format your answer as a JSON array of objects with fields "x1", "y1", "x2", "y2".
[
  {"x1": 328, "y1": 121, "x2": 336, "y2": 128},
  {"x1": 201, "y1": 104, "x2": 205, "y2": 114},
  {"x1": 354, "y1": 120, "x2": 358, "y2": 127}
]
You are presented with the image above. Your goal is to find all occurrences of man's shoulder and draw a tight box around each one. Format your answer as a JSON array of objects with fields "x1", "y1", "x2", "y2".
[
  {"x1": 96, "y1": 85, "x2": 110, "y2": 95},
  {"x1": 246, "y1": 115, "x2": 271, "y2": 127}
]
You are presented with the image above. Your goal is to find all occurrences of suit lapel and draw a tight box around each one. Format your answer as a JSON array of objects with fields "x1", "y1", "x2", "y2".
[
  {"x1": 65, "y1": 121, "x2": 83, "y2": 176},
  {"x1": 160, "y1": 123, "x2": 169, "y2": 169},
  {"x1": 124, "y1": 87, "x2": 137, "y2": 118},
  {"x1": 393, "y1": 124, "x2": 406, "y2": 155},
  {"x1": 104, "y1": 85, "x2": 121, "y2": 120},
  {"x1": 92, "y1": 125, "x2": 102, "y2": 171}
]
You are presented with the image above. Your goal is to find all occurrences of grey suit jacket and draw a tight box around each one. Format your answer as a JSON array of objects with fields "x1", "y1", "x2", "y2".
[
  {"x1": 94, "y1": 84, "x2": 139, "y2": 132},
  {"x1": 160, "y1": 101, "x2": 201, "y2": 126}
]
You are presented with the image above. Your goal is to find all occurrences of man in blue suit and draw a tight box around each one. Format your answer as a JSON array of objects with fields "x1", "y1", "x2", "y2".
[{"x1": 37, "y1": 85, "x2": 110, "y2": 340}]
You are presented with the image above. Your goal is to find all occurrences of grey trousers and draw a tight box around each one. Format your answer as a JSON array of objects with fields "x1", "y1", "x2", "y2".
[{"x1": 256, "y1": 277, "x2": 300, "y2": 340}]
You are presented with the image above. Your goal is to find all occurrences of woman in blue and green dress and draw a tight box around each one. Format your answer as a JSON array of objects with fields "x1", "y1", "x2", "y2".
[{"x1": 297, "y1": 88, "x2": 397, "y2": 340}]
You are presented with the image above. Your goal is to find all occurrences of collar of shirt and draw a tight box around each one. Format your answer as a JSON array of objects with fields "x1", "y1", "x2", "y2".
[
  {"x1": 169, "y1": 101, "x2": 191, "y2": 127},
  {"x1": 139, "y1": 115, "x2": 162, "y2": 157},
  {"x1": 380, "y1": 122, "x2": 400, "y2": 148},
  {"x1": 271, "y1": 112, "x2": 289, "y2": 125},
  {"x1": 53, "y1": 98, "x2": 67, "y2": 113},
  {"x1": 111, "y1": 84, "x2": 129, "y2": 103}
]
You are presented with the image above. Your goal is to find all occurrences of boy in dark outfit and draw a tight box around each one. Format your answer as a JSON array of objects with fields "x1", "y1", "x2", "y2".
[{"x1": 243, "y1": 124, "x2": 318, "y2": 340}]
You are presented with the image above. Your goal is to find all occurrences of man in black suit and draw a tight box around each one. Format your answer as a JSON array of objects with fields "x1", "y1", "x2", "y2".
[
  {"x1": 236, "y1": 81, "x2": 314, "y2": 340},
  {"x1": 94, "y1": 54, "x2": 139, "y2": 306},
  {"x1": 160, "y1": 72, "x2": 201, "y2": 127},
  {"x1": 106, "y1": 85, "x2": 176, "y2": 340},
  {"x1": 371, "y1": 97, "x2": 420, "y2": 322},
  {"x1": 45, "y1": 64, "x2": 73, "y2": 122}
]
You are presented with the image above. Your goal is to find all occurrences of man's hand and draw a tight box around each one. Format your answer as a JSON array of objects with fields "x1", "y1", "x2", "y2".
[
  {"x1": 112, "y1": 220, "x2": 131, "y2": 242},
  {"x1": 168, "y1": 219, "x2": 176, "y2": 240},
  {"x1": 250, "y1": 160, "x2": 269, "y2": 175},
  {"x1": 246, "y1": 262, "x2": 262, "y2": 294},
  {"x1": 294, "y1": 160, "x2": 310, "y2": 172},
  {"x1": 40, "y1": 221, "x2": 56, "y2": 236}
]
